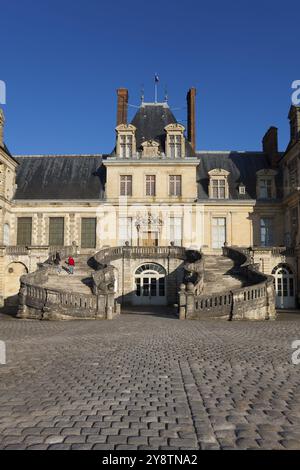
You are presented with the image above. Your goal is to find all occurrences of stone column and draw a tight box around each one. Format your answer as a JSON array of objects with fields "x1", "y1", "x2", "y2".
[{"x1": 179, "y1": 283, "x2": 186, "y2": 320}]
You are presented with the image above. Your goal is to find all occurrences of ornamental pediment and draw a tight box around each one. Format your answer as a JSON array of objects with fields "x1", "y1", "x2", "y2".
[
  {"x1": 141, "y1": 139, "x2": 160, "y2": 148},
  {"x1": 208, "y1": 168, "x2": 230, "y2": 177},
  {"x1": 115, "y1": 124, "x2": 136, "y2": 132},
  {"x1": 164, "y1": 123, "x2": 185, "y2": 132},
  {"x1": 256, "y1": 169, "x2": 277, "y2": 176}
]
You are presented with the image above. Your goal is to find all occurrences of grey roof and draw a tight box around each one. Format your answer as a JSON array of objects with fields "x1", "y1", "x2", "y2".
[
  {"x1": 196, "y1": 151, "x2": 283, "y2": 200},
  {"x1": 111, "y1": 103, "x2": 195, "y2": 157},
  {"x1": 14, "y1": 155, "x2": 105, "y2": 200}
]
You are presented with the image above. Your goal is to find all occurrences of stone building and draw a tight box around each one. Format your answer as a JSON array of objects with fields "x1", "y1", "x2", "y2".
[{"x1": 0, "y1": 88, "x2": 299, "y2": 313}]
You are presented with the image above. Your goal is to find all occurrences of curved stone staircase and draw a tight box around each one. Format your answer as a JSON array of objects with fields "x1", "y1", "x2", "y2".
[
  {"x1": 203, "y1": 255, "x2": 245, "y2": 295},
  {"x1": 17, "y1": 246, "x2": 276, "y2": 321}
]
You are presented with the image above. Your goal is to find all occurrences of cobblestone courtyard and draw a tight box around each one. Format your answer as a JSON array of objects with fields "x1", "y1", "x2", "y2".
[{"x1": 1, "y1": 311, "x2": 300, "y2": 450}]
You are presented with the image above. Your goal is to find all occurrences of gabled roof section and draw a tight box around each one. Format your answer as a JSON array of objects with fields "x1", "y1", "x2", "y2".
[
  {"x1": 14, "y1": 154, "x2": 106, "y2": 200},
  {"x1": 196, "y1": 151, "x2": 283, "y2": 200}
]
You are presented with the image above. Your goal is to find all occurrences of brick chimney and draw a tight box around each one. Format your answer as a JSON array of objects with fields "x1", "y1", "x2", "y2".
[
  {"x1": 116, "y1": 88, "x2": 128, "y2": 126},
  {"x1": 288, "y1": 105, "x2": 300, "y2": 144},
  {"x1": 262, "y1": 126, "x2": 279, "y2": 168},
  {"x1": 187, "y1": 88, "x2": 196, "y2": 151},
  {"x1": 0, "y1": 108, "x2": 4, "y2": 147}
]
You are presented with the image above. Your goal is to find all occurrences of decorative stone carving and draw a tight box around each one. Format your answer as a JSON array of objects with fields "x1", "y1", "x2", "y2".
[
  {"x1": 141, "y1": 139, "x2": 160, "y2": 158},
  {"x1": 92, "y1": 265, "x2": 115, "y2": 295}
]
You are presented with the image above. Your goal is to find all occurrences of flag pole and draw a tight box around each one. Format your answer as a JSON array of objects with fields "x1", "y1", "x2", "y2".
[{"x1": 154, "y1": 74, "x2": 159, "y2": 103}]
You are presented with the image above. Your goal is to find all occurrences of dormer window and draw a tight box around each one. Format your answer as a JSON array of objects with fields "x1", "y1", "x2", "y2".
[
  {"x1": 208, "y1": 169, "x2": 229, "y2": 199},
  {"x1": 256, "y1": 169, "x2": 277, "y2": 199},
  {"x1": 120, "y1": 135, "x2": 132, "y2": 158},
  {"x1": 259, "y1": 179, "x2": 272, "y2": 198},
  {"x1": 239, "y1": 183, "x2": 246, "y2": 195},
  {"x1": 170, "y1": 135, "x2": 182, "y2": 158},
  {"x1": 165, "y1": 123, "x2": 185, "y2": 159},
  {"x1": 116, "y1": 124, "x2": 136, "y2": 159}
]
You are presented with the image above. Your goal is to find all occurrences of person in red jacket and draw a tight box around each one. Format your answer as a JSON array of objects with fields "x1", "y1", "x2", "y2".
[{"x1": 67, "y1": 256, "x2": 75, "y2": 275}]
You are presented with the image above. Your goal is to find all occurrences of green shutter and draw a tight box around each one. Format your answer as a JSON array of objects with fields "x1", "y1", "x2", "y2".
[
  {"x1": 17, "y1": 218, "x2": 32, "y2": 246},
  {"x1": 81, "y1": 218, "x2": 96, "y2": 248},
  {"x1": 49, "y1": 218, "x2": 64, "y2": 246}
]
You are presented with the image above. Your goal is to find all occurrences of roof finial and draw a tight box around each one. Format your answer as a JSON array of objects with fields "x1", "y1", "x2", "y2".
[{"x1": 164, "y1": 85, "x2": 168, "y2": 103}]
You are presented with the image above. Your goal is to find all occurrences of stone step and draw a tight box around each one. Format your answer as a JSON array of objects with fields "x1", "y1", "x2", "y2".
[
  {"x1": 202, "y1": 255, "x2": 245, "y2": 295},
  {"x1": 45, "y1": 274, "x2": 93, "y2": 294}
]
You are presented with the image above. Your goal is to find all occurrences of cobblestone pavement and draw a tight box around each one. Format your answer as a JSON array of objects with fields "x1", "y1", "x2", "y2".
[{"x1": 1, "y1": 311, "x2": 300, "y2": 450}]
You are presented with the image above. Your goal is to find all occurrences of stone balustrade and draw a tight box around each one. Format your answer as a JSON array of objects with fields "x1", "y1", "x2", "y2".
[
  {"x1": 17, "y1": 245, "x2": 201, "y2": 321},
  {"x1": 179, "y1": 245, "x2": 276, "y2": 321}
]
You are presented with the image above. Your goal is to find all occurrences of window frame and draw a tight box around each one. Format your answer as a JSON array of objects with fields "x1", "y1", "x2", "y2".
[
  {"x1": 260, "y1": 217, "x2": 273, "y2": 247},
  {"x1": 49, "y1": 217, "x2": 65, "y2": 246},
  {"x1": 145, "y1": 175, "x2": 156, "y2": 196},
  {"x1": 81, "y1": 217, "x2": 97, "y2": 249},
  {"x1": 169, "y1": 175, "x2": 182, "y2": 197},
  {"x1": 120, "y1": 175, "x2": 133, "y2": 196},
  {"x1": 17, "y1": 217, "x2": 32, "y2": 246}
]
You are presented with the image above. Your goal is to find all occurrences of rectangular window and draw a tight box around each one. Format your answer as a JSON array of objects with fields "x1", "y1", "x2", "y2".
[
  {"x1": 169, "y1": 175, "x2": 182, "y2": 196},
  {"x1": 260, "y1": 218, "x2": 273, "y2": 246},
  {"x1": 169, "y1": 217, "x2": 183, "y2": 246},
  {"x1": 120, "y1": 135, "x2": 133, "y2": 159},
  {"x1": 169, "y1": 135, "x2": 182, "y2": 158},
  {"x1": 259, "y1": 179, "x2": 272, "y2": 199},
  {"x1": 81, "y1": 218, "x2": 96, "y2": 249},
  {"x1": 212, "y1": 179, "x2": 226, "y2": 199},
  {"x1": 49, "y1": 217, "x2": 64, "y2": 246},
  {"x1": 120, "y1": 175, "x2": 132, "y2": 196},
  {"x1": 212, "y1": 217, "x2": 226, "y2": 249},
  {"x1": 145, "y1": 175, "x2": 156, "y2": 196},
  {"x1": 17, "y1": 217, "x2": 32, "y2": 246},
  {"x1": 119, "y1": 217, "x2": 132, "y2": 245}
]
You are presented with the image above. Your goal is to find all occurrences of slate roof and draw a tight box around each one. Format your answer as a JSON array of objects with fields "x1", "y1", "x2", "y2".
[
  {"x1": 196, "y1": 151, "x2": 283, "y2": 200},
  {"x1": 14, "y1": 155, "x2": 106, "y2": 200},
  {"x1": 111, "y1": 103, "x2": 195, "y2": 157}
]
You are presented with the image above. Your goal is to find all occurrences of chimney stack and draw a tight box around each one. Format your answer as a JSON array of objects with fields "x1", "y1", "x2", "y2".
[
  {"x1": 262, "y1": 126, "x2": 279, "y2": 168},
  {"x1": 187, "y1": 88, "x2": 196, "y2": 151},
  {"x1": 116, "y1": 88, "x2": 128, "y2": 126},
  {"x1": 0, "y1": 108, "x2": 4, "y2": 147}
]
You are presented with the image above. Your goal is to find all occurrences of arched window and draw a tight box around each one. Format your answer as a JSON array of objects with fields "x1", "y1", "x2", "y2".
[
  {"x1": 134, "y1": 263, "x2": 167, "y2": 305},
  {"x1": 272, "y1": 264, "x2": 295, "y2": 309}
]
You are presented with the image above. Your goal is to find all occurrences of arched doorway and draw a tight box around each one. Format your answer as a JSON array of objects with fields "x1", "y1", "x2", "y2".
[
  {"x1": 133, "y1": 263, "x2": 167, "y2": 305},
  {"x1": 272, "y1": 264, "x2": 295, "y2": 309},
  {"x1": 4, "y1": 262, "x2": 28, "y2": 306}
]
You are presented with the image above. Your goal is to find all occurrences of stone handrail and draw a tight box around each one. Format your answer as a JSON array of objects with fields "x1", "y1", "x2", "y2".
[
  {"x1": 3, "y1": 245, "x2": 30, "y2": 255},
  {"x1": 94, "y1": 245, "x2": 187, "y2": 265},
  {"x1": 17, "y1": 263, "x2": 116, "y2": 321},
  {"x1": 179, "y1": 245, "x2": 276, "y2": 321},
  {"x1": 2, "y1": 245, "x2": 78, "y2": 257}
]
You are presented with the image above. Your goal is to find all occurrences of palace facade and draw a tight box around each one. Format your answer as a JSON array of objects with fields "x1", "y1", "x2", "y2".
[{"x1": 0, "y1": 88, "x2": 299, "y2": 312}]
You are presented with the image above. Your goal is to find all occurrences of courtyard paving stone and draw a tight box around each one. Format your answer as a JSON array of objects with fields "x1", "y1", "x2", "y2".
[{"x1": 0, "y1": 311, "x2": 300, "y2": 449}]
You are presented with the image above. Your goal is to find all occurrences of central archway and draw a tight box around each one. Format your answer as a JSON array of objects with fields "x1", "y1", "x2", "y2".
[{"x1": 133, "y1": 263, "x2": 167, "y2": 305}]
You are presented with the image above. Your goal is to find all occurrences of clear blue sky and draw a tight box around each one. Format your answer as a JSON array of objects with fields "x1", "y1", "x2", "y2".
[{"x1": 1, "y1": 0, "x2": 299, "y2": 154}]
